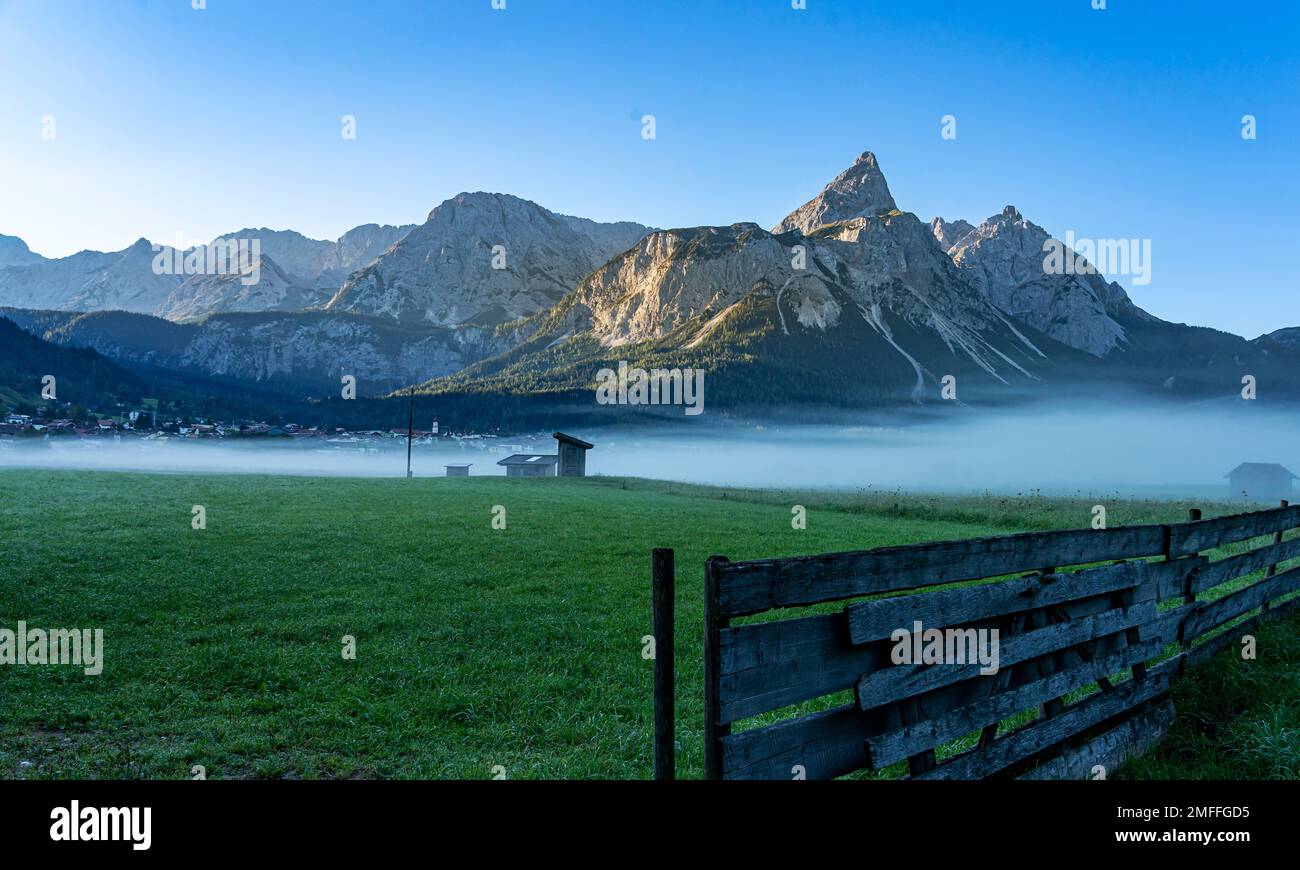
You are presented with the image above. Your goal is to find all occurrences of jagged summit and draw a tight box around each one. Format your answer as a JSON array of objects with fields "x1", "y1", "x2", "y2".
[
  {"x1": 205, "y1": 224, "x2": 415, "y2": 292},
  {"x1": 156, "y1": 254, "x2": 332, "y2": 322},
  {"x1": 943, "y1": 206, "x2": 1145, "y2": 357},
  {"x1": 930, "y1": 217, "x2": 976, "y2": 253},
  {"x1": 773, "y1": 150, "x2": 898, "y2": 235}
]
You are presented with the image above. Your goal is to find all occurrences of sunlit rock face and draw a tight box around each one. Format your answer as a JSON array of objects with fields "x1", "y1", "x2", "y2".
[
  {"x1": 326, "y1": 192, "x2": 652, "y2": 327},
  {"x1": 941, "y1": 205, "x2": 1154, "y2": 357},
  {"x1": 773, "y1": 151, "x2": 899, "y2": 235}
]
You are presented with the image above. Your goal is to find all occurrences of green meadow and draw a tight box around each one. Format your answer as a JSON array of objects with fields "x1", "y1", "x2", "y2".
[{"x1": 0, "y1": 470, "x2": 1294, "y2": 779}]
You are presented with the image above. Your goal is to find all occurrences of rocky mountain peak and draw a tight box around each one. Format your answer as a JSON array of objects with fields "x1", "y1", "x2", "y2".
[
  {"x1": 327, "y1": 192, "x2": 650, "y2": 327},
  {"x1": 930, "y1": 217, "x2": 976, "y2": 253},
  {"x1": 426, "y1": 191, "x2": 532, "y2": 224},
  {"x1": 943, "y1": 207, "x2": 1146, "y2": 357},
  {"x1": 773, "y1": 150, "x2": 899, "y2": 235},
  {"x1": 156, "y1": 254, "x2": 328, "y2": 322},
  {"x1": 199, "y1": 224, "x2": 415, "y2": 292}
]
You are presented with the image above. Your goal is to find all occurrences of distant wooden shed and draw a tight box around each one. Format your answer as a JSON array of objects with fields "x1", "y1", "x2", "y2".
[
  {"x1": 445, "y1": 463, "x2": 472, "y2": 477},
  {"x1": 553, "y1": 432, "x2": 594, "y2": 477},
  {"x1": 498, "y1": 454, "x2": 558, "y2": 478},
  {"x1": 1225, "y1": 463, "x2": 1296, "y2": 503}
]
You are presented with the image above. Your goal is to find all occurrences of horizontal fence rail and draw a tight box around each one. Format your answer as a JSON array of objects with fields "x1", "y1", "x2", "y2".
[{"x1": 657, "y1": 499, "x2": 1300, "y2": 780}]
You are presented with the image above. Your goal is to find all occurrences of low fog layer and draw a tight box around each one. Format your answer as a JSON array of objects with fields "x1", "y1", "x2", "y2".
[{"x1": 2, "y1": 401, "x2": 1296, "y2": 501}]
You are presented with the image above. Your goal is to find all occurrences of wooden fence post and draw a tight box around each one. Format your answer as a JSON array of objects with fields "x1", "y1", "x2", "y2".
[
  {"x1": 1033, "y1": 568, "x2": 1065, "y2": 719},
  {"x1": 1181, "y1": 508, "x2": 1202, "y2": 607},
  {"x1": 1262, "y1": 499, "x2": 1289, "y2": 613},
  {"x1": 652, "y1": 548, "x2": 675, "y2": 781},
  {"x1": 704, "y1": 555, "x2": 730, "y2": 780}
]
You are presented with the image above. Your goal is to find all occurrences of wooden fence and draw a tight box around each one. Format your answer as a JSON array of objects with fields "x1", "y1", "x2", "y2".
[{"x1": 650, "y1": 500, "x2": 1300, "y2": 780}]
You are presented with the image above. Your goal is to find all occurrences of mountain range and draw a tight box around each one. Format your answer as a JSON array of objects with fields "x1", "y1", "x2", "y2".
[{"x1": 3, "y1": 150, "x2": 1297, "y2": 423}]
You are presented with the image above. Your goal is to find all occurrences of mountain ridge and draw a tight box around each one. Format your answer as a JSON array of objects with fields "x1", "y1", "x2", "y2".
[
  {"x1": 6, "y1": 149, "x2": 1300, "y2": 422},
  {"x1": 410, "y1": 150, "x2": 1300, "y2": 411}
]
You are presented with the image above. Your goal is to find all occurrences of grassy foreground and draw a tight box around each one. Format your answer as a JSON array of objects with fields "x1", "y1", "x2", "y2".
[
  {"x1": 0, "y1": 470, "x2": 1293, "y2": 779},
  {"x1": 1119, "y1": 612, "x2": 1300, "y2": 780}
]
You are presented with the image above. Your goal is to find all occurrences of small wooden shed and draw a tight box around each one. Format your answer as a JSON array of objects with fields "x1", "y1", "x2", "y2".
[
  {"x1": 445, "y1": 463, "x2": 472, "y2": 477},
  {"x1": 1225, "y1": 462, "x2": 1296, "y2": 503},
  {"x1": 498, "y1": 454, "x2": 558, "y2": 478},
  {"x1": 554, "y1": 432, "x2": 594, "y2": 477}
]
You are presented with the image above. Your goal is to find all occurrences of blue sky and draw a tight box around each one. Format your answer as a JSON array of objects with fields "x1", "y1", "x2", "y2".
[{"x1": 0, "y1": 0, "x2": 1296, "y2": 337}]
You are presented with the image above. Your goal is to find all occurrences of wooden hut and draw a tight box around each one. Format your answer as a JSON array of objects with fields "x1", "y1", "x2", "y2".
[
  {"x1": 1225, "y1": 463, "x2": 1296, "y2": 502},
  {"x1": 553, "y1": 432, "x2": 594, "y2": 477},
  {"x1": 497, "y1": 454, "x2": 558, "y2": 478}
]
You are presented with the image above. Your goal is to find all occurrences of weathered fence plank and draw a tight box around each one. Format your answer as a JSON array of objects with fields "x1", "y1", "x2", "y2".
[
  {"x1": 1150, "y1": 556, "x2": 1205, "y2": 602},
  {"x1": 1148, "y1": 649, "x2": 1187, "y2": 682},
  {"x1": 718, "y1": 612, "x2": 881, "y2": 725},
  {"x1": 1167, "y1": 504, "x2": 1300, "y2": 558},
  {"x1": 719, "y1": 705, "x2": 885, "y2": 780},
  {"x1": 1017, "y1": 700, "x2": 1176, "y2": 780},
  {"x1": 845, "y1": 562, "x2": 1151, "y2": 645},
  {"x1": 853, "y1": 602, "x2": 1156, "y2": 710},
  {"x1": 916, "y1": 672, "x2": 1170, "y2": 780},
  {"x1": 865, "y1": 639, "x2": 1164, "y2": 768},
  {"x1": 716, "y1": 525, "x2": 1168, "y2": 617},
  {"x1": 1150, "y1": 602, "x2": 1197, "y2": 647},
  {"x1": 1191, "y1": 536, "x2": 1300, "y2": 593},
  {"x1": 1181, "y1": 564, "x2": 1300, "y2": 641}
]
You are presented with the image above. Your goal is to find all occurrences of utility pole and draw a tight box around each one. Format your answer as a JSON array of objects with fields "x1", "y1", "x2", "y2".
[{"x1": 406, "y1": 387, "x2": 415, "y2": 479}]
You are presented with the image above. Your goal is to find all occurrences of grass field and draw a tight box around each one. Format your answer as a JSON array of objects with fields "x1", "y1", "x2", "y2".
[
  {"x1": 1119, "y1": 612, "x2": 1300, "y2": 779},
  {"x1": 0, "y1": 469, "x2": 1295, "y2": 779}
]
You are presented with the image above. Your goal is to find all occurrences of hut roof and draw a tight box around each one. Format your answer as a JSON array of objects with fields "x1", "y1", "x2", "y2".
[
  {"x1": 1224, "y1": 462, "x2": 1298, "y2": 479},
  {"x1": 553, "y1": 432, "x2": 594, "y2": 449},
  {"x1": 497, "y1": 454, "x2": 559, "y2": 467}
]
